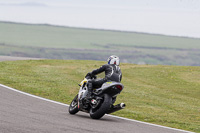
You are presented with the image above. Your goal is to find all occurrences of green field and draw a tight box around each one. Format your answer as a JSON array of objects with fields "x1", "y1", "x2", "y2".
[
  {"x1": 0, "y1": 21, "x2": 200, "y2": 66},
  {"x1": 0, "y1": 60, "x2": 199, "y2": 132},
  {"x1": 1, "y1": 22, "x2": 200, "y2": 49}
]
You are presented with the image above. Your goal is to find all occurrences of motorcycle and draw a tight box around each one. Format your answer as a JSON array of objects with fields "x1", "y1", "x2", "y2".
[{"x1": 68, "y1": 74, "x2": 125, "y2": 119}]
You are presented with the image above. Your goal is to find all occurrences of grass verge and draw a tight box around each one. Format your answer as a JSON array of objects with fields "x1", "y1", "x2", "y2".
[{"x1": 0, "y1": 60, "x2": 199, "y2": 132}]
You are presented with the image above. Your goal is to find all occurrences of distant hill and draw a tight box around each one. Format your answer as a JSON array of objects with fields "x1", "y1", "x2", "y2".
[{"x1": 0, "y1": 21, "x2": 200, "y2": 66}]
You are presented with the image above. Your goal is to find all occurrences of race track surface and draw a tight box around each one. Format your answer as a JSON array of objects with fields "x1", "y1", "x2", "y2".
[
  {"x1": 0, "y1": 56, "x2": 193, "y2": 133},
  {"x1": 0, "y1": 56, "x2": 42, "y2": 61},
  {"x1": 0, "y1": 85, "x2": 193, "y2": 133}
]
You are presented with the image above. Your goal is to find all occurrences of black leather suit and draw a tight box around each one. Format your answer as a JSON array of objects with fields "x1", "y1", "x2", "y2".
[{"x1": 87, "y1": 64, "x2": 122, "y2": 91}]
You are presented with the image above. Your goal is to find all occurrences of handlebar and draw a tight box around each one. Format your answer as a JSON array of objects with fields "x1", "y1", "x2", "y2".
[{"x1": 85, "y1": 73, "x2": 97, "y2": 80}]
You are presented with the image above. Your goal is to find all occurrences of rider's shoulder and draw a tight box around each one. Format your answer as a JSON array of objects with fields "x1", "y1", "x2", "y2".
[
  {"x1": 102, "y1": 64, "x2": 112, "y2": 67},
  {"x1": 99, "y1": 64, "x2": 110, "y2": 69}
]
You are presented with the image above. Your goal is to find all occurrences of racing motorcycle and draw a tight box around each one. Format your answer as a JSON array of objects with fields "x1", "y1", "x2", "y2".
[{"x1": 68, "y1": 75, "x2": 125, "y2": 119}]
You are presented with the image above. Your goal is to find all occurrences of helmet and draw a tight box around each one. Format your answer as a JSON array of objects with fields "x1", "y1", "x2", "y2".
[{"x1": 107, "y1": 55, "x2": 120, "y2": 66}]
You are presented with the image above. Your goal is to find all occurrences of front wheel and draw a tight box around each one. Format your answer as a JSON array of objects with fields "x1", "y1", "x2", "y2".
[
  {"x1": 90, "y1": 94, "x2": 112, "y2": 119},
  {"x1": 68, "y1": 94, "x2": 79, "y2": 114}
]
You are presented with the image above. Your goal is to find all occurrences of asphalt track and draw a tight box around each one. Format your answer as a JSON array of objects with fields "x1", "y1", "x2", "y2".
[
  {"x1": 0, "y1": 56, "x2": 42, "y2": 61},
  {"x1": 0, "y1": 56, "x2": 193, "y2": 133}
]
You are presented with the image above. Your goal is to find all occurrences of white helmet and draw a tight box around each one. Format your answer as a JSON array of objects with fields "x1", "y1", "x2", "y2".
[{"x1": 107, "y1": 55, "x2": 120, "y2": 66}]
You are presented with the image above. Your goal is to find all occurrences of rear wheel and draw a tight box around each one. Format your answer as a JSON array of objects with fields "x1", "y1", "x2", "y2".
[
  {"x1": 68, "y1": 94, "x2": 79, "y2": 114},
  {"x1": 90, "y1": 94, "x2": 112, "y2": 119}
]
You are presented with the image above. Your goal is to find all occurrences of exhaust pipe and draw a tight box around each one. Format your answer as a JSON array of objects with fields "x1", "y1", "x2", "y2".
[
  {"x1": 119, "y1": 103, "x2": 126, "y2": 108},
  {"x1": 106, "y1": 103, "x2": 126, "y2": 114}
]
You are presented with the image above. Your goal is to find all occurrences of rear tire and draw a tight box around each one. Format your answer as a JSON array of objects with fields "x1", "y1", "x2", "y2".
[
  {"x1": 69, "y1": 94, "x2": 79, "y2": 114},
  {"x1": 90, "y1": 94, "x2": 112, "y2": 119}
]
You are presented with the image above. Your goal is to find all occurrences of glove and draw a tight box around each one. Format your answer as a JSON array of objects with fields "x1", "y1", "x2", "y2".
[
  {"x1": 85, "y1": 72, "x2": 92, "y2": 78},
  {"x1": 85, "y1": 72, "x2": 97, "y2": 79}
]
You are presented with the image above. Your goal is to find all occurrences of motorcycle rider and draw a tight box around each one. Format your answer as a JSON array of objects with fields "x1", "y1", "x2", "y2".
[{"x1": 86, "y1": 55, "x2": 122, "y2": 99}]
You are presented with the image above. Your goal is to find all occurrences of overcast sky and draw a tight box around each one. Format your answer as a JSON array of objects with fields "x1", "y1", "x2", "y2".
[{"x1": 0, "y1": 0, "x2": 200, "y2": 38}]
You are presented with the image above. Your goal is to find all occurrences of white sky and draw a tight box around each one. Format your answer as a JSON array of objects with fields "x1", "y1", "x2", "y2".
[{"x1": 0, "y1": 0, "x2": 200, "y2": 38}]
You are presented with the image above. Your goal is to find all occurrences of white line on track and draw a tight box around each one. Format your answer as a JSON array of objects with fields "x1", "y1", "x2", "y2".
[{"x1": 0, "y1": 84, "x2": 194, "y2": 133}]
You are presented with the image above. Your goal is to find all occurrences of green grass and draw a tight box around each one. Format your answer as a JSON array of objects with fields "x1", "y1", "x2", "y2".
[{"x1": 0, "y1": 60, "x2": 199, "y2": 132}]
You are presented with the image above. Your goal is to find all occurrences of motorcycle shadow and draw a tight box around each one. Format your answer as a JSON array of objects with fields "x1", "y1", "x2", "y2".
[{"x1": 70, "y1": 113, "x2": 119, "y2": 122}]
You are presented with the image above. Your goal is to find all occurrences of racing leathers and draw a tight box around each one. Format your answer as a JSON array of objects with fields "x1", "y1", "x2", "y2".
[{"x1": 86, "y1": 64, "x2": 122, "y2": 98}]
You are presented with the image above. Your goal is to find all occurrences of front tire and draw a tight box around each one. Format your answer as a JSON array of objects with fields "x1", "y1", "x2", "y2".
[
  {"x1": 90, "y1": 94, "x2": 112, "y2": 119},
  {"x1": 69, "y1": 94, "x2": 79, "y2": 114}
]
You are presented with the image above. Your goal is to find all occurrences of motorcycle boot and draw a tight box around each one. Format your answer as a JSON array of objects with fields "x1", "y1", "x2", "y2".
[{"x1": 86, "y1": 82, "x2": 93, "y2": 102}]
